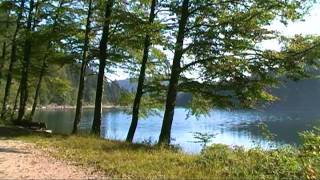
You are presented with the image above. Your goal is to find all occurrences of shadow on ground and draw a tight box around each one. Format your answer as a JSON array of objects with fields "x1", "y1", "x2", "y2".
[
  {"x1": 0, "y1": 126, "x2": 33, "y2": 140},
  {"x1": 0, "y1": 147, "x2": 30, "y2": 154}
]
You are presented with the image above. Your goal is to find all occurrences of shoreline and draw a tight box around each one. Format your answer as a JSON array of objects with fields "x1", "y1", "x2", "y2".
[{"x1": 27, "y1": 105, "x2": 124, "y2": 111}]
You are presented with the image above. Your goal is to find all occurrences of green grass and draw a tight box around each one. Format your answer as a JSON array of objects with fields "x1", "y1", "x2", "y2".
[{"x1": 13, "y1": 129, "x2": 319, "y2": 180}]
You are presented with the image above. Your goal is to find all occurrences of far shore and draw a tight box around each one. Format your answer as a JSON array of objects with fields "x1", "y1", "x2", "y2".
[{"x1": 26, "y1": 105, "x2": 125, "y2": 111}]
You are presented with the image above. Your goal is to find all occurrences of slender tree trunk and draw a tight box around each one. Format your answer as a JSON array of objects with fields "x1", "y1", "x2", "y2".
[
  {"x1": 17, "y1": 0, "x2": 35, "y2": 122},
  {"x1": 0, "y1": 9, "x2": 10, "y2": 87},
  {"x1": 1, "y1": 41, "x2": 6, "y2": 57},
  {"x1": 1, "y1": 46, "x2": 16, "y2": 119},
  {"x1": 29, "y1": 61, "x2": 46, "y2": 121},
  {"x1": 158, "y1": 0, "x2": 189, "y2": 145},
  {"x1": 73, "y1": 0, "x2": 93, "y2": 134},
  {"x1": 28, "y1": 0, "x2": 64, "y2": 122},
  {"x1": 126, "y1": 0, "x2": 157, "y2": 142},
  {"x1": 92, "y1": 0, "x2": 114, "y2": 135},
  {"x1": 0, "y1": 42, "x2": 6, "y2": 65},
  {"x1": 0, "y1": 42, "x2": 6, "y2": 86},
  {"x1": 1, "y1": 0, "x2": 25, "y2": 119},
  {"x1": 11, "y1": 84, "x2": 21, "y2": 121}
]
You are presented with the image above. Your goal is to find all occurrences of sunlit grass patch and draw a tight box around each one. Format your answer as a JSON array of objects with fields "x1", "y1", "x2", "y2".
[{"x1": 17, "y1": 129, "x2": 320, "y2": 179}]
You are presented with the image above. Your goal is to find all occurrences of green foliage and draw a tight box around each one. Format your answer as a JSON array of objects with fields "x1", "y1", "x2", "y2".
[
  {"x1": 299, "y1": 127, "x2": 320, "y2": 180},
  {"x1": 119, "y1": 90, "x2": 163, "y2": 118},
  {"x1": 0, "y1": 110, "x2": 11, "y2": 125},
  {"x1": 118, "y1": 91, "x2": 134, "y2": 106},
  {"x1": 258, "y1": 122, "x2": 277, "y2": 141},
  {"x1": 160, "y1": 0, "x2": 320, "y2": 115},
  {"x1": 279, "y1": 35, "x2": 320, "y2": 80},
  {"x1": 47, "y1": 77, "x2": 73, "y2": 105},
  {"x1": 197, "y1": 144, "x2": 318, "y2": 179},
  {"x1": 193, "y1": 132, "x2": 216, "y2": 149},
  {"x1": 300, "y1": 127, "x2": 320, "y2": 158},
  {"x1": 1, "y1": 0, "x2": 319, "y2": 115}
]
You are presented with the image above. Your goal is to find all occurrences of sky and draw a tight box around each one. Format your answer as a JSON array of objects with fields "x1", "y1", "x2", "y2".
[
  {"x1": 263, "y1": 4, "x2": 320, "y2": 50},
  {"x1": 274, "y1": 4, "x2": 320, "y2": 36},
  {"x1": 108, "y1": 4, "x2": 320, "y2": 81}
]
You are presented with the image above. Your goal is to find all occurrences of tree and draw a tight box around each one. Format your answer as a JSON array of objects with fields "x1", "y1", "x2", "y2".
[
  {"x1": 16, "y1": 0, "x2": 35, "y2": 122},
  {"x1": 73, "y1": 0, "x2": 93, "y2": 134},
  {"x1": 126, "y1": 0, "x2": 157, "y2": 142},
  {"x1": 11, "y1": 84, "x2": 20, "y2": 120},
  {"x1": 0, "y1": 2, "x2": 10, "y2": 87},
  {"x1": 158, "y1": 0, "x2": 189, "y2": 144},
  {"x1": 1, "y1": 0, "x2": 25, "y2": 119},
  {"x1": 92, "y1": 0, "x2": 114, "y2": 135},
  {"x1": 11, "y1": 0, "x2": 79, "y2": 121},
  {"x1": 29, "y1": 0, "x2": 69, "y2": 121},
  {"x1": 158, "y1": 0, "x2": 317, "y2": 144}
]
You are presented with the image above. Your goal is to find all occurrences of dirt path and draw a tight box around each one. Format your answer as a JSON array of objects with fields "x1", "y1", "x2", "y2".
[{"x1": 0, "y1": 139, "x2": 105, "y2": 179}]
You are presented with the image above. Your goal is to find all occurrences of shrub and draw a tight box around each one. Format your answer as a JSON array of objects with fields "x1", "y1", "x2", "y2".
[
  {"x1": 299, "y1": 127, "x2": 320, "y2": 180},
  {"x1": 198, "y1": 145, "x2": 301, "y2": 179}
]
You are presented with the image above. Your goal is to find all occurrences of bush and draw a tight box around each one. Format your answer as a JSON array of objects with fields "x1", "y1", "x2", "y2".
[
  {"x1": 0, "y1": 109, "x2": 14, "y2": 125},
  {"x1": 299, "y1": 127, "x2": 320, "y2": 180},
  {"x1": 197, "y1": 130, "x2": 320, "y2": 180},
  {"x1": 197, "y1": 145, "x2": 303, "y2": 179}
]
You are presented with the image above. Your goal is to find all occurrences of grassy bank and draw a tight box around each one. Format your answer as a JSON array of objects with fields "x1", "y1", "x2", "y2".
[{"x1": 8, "y1": 128, "x2": 317, "y2": 179}]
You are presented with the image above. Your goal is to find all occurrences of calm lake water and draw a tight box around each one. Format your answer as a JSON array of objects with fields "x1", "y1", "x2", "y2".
[{"x1": 34, "y1": 108, "x2": 320, "y2": 153}]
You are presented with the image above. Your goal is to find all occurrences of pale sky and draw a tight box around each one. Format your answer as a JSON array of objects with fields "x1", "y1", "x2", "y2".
[
  {"x1": 263, "y1": 3, "x2": 320, "y2": 50},
  {"x1": 108, "y1": 4, "x2": 320, "y2": 81},
  {"x1": 275, "y1": 4, "x2": 320, "y2": 36}
]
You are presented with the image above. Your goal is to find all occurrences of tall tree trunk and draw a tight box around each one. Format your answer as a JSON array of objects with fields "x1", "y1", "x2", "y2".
[
  {"x1": 73, "y1": 0, "x2": 93, "y2": 134},
  {"x1": 0, "y1": 9, "x2": 10, "y2": 87},
  {"x1": 1, "y1": 0, "x2": 25, "y2": 119},
  {"x1": 0, "y1": 42, "x2": 6, "y2": 86},
  {"x1": 1, "y1": 46, "x2": 16, "y2": 119},
  {"x1": 0, "y1": 42, "x2": 6, "y2": 64},
  {"x1": 17, "y1": 0, "x2": 35, "y2": 122},
  {"x1": 126, "y1": 0, "x2": 157, "y2": 142},
  {"x1": 11, "y1": 84, "x2": 21, "y2": 121},
  {"x1": 29, "y1": 61, "x2": 46, "y2": 121},
  {"x1": 92, "y1": 0, "x2": 114, "y2": 135},
  {"x1": 28, "y1": 0, "x2": 64, "y2": 122},
  {"x1": 158, "y1": 0, "x2": 189, "y2": 145}
]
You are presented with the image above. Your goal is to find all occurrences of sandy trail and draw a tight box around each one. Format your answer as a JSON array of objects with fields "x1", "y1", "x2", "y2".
[{"x1": 0, "y1": 139, "x2": 104, "y2": 179}]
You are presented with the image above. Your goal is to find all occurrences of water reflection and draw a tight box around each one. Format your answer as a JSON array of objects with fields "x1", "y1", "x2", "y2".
[{"x1": 34, "y1": 108, "x2": 320, "y2": 153}]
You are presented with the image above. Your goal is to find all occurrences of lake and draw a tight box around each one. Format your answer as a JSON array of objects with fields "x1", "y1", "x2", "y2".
[{"x1": 34, "y1": 107, "x2": 320, "y2": 153}]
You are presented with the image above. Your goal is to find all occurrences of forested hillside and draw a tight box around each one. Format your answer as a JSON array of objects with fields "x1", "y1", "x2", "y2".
[
  {"x1": 174, "y1": 77, "x2": 320, "y2": 110},
  {"x1": 0, "y1": 64, "x2": 124, "y2": 106},
  {"x1": 269, "y1": 78, "x2": 320, "y2": 110}
]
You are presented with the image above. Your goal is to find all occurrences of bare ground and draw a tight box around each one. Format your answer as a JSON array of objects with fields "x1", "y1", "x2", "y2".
[{"x1": 0, "y1": 139, "x2": 105, "y2": 179}]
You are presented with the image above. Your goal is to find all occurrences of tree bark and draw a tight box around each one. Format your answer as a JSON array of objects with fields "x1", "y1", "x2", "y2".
[
  {"x1": 0, "y1": 8, "x2": 10, "y2": 86},
  {"x1": 11, "y1": 84, "x2": 21, "y2": 121},
  {"x1": 126, "y1": 0, "x2": 157, "y2": 142},
  {"x1": 0, "y1": 42, "x2": 6, "y2": 86},
  {"x1": 1, "y1": 0, "x2": 25, "y2": 119},
  {"x1": 17, "y1": 0, "x2": 35, "y2": 122},
  {"x1": 29, "y1": 61, "x2": 46, "y2": 121},
  {"x1": 158, "y1": 0, "x2": 189, "y2": 145},
  {"x1": 0, "y1": 42, "x2": 5, "y2": 65},
  {"x1": 92, "y1": 0, "x2": 114, "y2": 135},
  {"x1": 73, "y1": 0, "x2": 93, "y2": 134}
]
